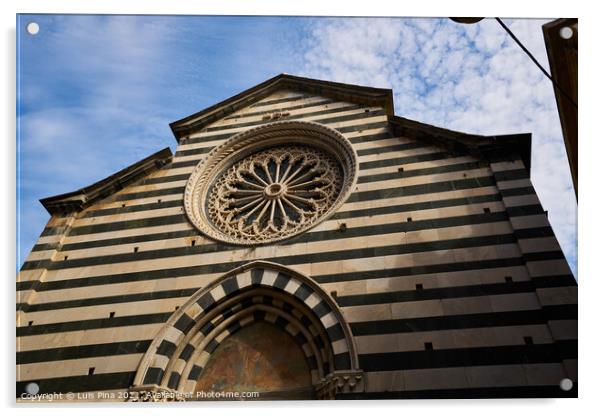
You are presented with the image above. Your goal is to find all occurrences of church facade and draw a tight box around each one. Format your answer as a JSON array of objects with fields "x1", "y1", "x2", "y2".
[{"x1": 17, "y1": 74, "x2": 577, "y2": 400}]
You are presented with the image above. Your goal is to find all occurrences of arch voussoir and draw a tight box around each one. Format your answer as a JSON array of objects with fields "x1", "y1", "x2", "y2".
[{"x1": 131, "y1": 261, "x2": 364, "y2": 400}]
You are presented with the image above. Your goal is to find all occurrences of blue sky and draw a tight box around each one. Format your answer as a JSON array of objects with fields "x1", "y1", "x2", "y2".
[{"x1": 16, "y1": 14, "x2": 577, "y2": 276}]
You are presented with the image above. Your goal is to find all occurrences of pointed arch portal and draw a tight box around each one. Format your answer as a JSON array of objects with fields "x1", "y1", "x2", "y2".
[{"x1": 130, "y1": 261, "x2": 363, "y2": 400}]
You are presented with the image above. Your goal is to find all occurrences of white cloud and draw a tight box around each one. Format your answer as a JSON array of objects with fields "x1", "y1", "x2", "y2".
[
  {"x1": 300, "y1": 17, "x2": 577, "y2": 276},
  {"x1": 17, "y1": 15, "x2": 181, "y2": 263}
]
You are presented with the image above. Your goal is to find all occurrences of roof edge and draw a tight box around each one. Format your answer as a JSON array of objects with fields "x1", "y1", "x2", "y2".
[
  {"x1": 389, "y1": 116, "x2": 532, "y2": 173},
  {"x1": 169, "y1": 73, "x2": 394, "y2": 142},
  {"x1": 40, "y1": 147, "x2": 173, "y2": 216}
]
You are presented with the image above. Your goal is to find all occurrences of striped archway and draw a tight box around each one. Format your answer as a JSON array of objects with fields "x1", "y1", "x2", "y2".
[{"x1": 130, "y1": 261, "x2": 363, "y2": 400}]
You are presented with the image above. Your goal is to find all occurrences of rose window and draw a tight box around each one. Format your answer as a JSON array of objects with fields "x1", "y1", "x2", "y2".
[
  {"x1": 207, "y1": 146, "x2": 343, "y2": 242},
  {"x1": 184, "y1": 121, "x2": 358, "y2": 245}
]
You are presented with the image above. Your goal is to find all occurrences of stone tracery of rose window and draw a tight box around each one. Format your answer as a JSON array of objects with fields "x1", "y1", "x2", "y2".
[
  {"x1": 184, "y1": 121, "x2": 358, "y2": 246},
  {"x1": 207, "y1": 146, "x2": 343, "y2": 242}
]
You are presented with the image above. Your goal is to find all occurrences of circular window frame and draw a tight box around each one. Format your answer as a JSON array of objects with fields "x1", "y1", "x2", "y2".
[{"x1": 184, "y1": 120, "x2": 359, "y2": 246}]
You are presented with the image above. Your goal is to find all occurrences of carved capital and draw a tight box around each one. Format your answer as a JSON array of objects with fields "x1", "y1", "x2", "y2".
[{"x1": 315, "y1": 370, "x2": 365, "y2": 400}]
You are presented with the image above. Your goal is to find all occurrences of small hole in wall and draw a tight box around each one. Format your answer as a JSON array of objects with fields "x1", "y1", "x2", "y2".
[
  {"x1": 364, "y1": 109, "x2": 370, "y2": 113},
  {"x1": 109, "y1": 312, "x2": 115, "y2": 318},
  {"x1": 157, "y1": 199, "x2": 162, "y2": 203},
  {"x1": 339, "y1": 223, "x2": 347, "y2": 232},
  {"x1": 28, "y1": 321, "x2": 33, "y2": 327},
  {"x1": 524, "y1": 336, "x2": 534, "y2": 345},
  {"x1": 415, "y1": 283, "x2": 423, "y2": 291},
  {"x1": 424, "y1": 342, "x2": 433, "y2": 350},
  {"x1": 88, "y1": 367, "x2": 95, "y2": 375},
  {"x1": 121, "y1": 203, "x2": 126, "y2": 208},
  {"x1": 483, "y1": 207, "x2": 491, "y2": 214},
  {"x1": 175, "y1": 306, "x2": 179, "y2": 310},
  {"x1": 505, "y1": 276, "x2": 513, "y2": 283},
  {"x1": 64, "y1": 256, "x2": 68, "y2": 261},
  {"x1": 407, "y1": 217, "x2": 412, "y2": 222},
  {"x1": 398, "y1": 167, "x2": 404, "y2": 173},
  {"x1": 134, "y1": 247, "x2": 139, "y2": 253},
  {"x1": 191, "y1": 240, "x2": 196, "y2": 247},
  {"x1": 330, "y1": 291, "x2": 338, "y2": 298}
]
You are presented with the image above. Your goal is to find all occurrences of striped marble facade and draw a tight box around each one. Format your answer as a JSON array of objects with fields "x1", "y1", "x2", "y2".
[{"x1": 16, "y1": 75, "x2": 577, "y2": 400}]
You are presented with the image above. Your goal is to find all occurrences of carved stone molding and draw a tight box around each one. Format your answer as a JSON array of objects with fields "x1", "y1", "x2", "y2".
[
  {"x1": 130, "y1": 261, "x2": 363, "y2": 399},
  {"x1": 184, "y1": 121, "x2": 358, "y2": 245},
  {"x1": 315, "y1": 370, "x2": 365, "y2": 400}
]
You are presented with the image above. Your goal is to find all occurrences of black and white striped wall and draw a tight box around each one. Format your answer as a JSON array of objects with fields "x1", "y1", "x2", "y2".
[{"x1": 17, "y1": 87, "x2": 577, "y2": 400}]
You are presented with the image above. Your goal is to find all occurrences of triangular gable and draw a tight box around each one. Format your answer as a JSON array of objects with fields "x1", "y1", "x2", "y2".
[
  {"x1": 170, "y1": 73, "x2": 532, "y2": 171},
  {"x1": 39, "y1": 74, "x2": 534, "y2": 215},
  {"x1": 169, "y1": 73, "x2": 395, "y2": 141}
]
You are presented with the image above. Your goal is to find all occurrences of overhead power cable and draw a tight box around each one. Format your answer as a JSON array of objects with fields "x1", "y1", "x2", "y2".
[{"x1": 495, "y1": 17, "x2": 577, "y2": 109}]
